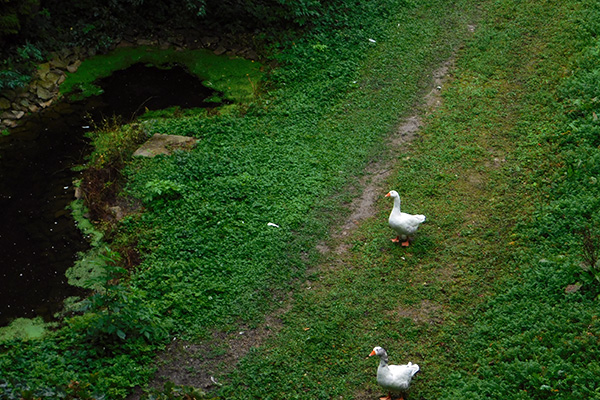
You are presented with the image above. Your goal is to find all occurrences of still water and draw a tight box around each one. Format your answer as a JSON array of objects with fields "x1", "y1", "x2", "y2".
[{"x1": 0, "y1": 63, "x2": 220, "y2": 326}]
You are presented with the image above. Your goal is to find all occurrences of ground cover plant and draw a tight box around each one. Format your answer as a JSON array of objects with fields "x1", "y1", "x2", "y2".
[
  {"x1": 439, "y1": 0, "x2": 600, "y2": 397},
  {"x1": 2, "y1": 0, "x2": 600, "y2": 399},
  {"x1": 59, "y1": 46, "x2": 263, "y2": 102},
  {"x1": 207, "y1": 0, "x2": 600, "y2": 399},
  {"x1": 118, "y1": 0, "x2": 475, "y2": 340},
  {"x1": 0, "y1": 0, "x2": 479, "y2": 397}
]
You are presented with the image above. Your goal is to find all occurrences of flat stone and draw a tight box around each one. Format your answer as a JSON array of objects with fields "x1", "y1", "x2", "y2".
[
  {"x1": 133, "y1": 133, "x2": 198, "y2": 157},
  {"x1": 565, "y1": 283, "x2": 582, "y2": 294},
  {"x1": 38, "y1": 99, "x2": 53, "y2": 108},
  {"x1": 46, "y1": 71, "x2": 64, "y2": 84},
  {"x1": 67, "y1": 60, "x2": 82, "y2": 73},
  {"x1": 3, "y1": 119, "x2": 18, "y2": 128},
  {"x1": 1, "y1": 110, "x2": 24, "y2": 119},
  {"x1": 201, "y1": 36, "x2": 218, "y2": 47},
  {"x1": 37, "y1": 63, "x2": 51, "y2": 76},
  {"x1": 137, "y1": 38, "x2": 155, "y2": 46},
  {"x1": 214, "y1": 46, "x2": 227, "y2": 56},
  {"x1": 36, "y1": 86, "x2": 54, "y2": 100}
]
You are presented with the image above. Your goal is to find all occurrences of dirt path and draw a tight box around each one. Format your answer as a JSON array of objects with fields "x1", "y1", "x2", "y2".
[
  {"x1": 132, "y1": 53, "x2": 457, "y2": 397},
  {"x1": 322, "y1": 58, "x2": 453, "y2": 256}
]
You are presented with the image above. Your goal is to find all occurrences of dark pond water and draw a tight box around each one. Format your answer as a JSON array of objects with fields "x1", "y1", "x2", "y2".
[{"x1": 0, "y1": 64, "x2": 220, "y2": 326}]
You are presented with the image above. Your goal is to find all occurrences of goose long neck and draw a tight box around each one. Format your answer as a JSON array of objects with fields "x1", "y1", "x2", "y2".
[
  {"x1": 379, "y1": 353, "x2": 389, "y2": 367},
  {"x1": 393, "y1": 196, "x2": 401, "y2": 212}
]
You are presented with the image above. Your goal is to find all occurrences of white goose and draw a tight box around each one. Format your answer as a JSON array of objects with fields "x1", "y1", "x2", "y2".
[
  {"x1": 385, "y1": 190, "x2": 425, "y2": 246},
  {"x1": 369, "y1": 346, "x2": 420, "y2": 400}
]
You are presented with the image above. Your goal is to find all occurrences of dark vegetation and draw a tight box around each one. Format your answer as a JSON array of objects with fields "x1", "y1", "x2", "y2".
[
  {"x1": 2, "y1": 0, "x2": 600, "y2": 399},
  {"x1": 0, "y1": 0, "x2": 344, "y2": 91}
]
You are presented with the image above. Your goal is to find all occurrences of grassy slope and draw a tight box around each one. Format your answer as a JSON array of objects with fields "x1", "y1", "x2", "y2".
[
  {"x1": 214, "y1": 1, "x2": 600, "y2": 400},
  {"x1": 2, "y1": 0, "x2": 600, "y2": 398},
  {"x1": 119, "y1": 0, "x2": 475, "y2": 341},
  {"x1": 0, "y1": 0, "x2": 477, "y2": 398}
]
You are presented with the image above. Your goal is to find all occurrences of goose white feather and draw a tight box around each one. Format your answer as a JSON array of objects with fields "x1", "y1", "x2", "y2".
[
  {"x1": 369, "y1": 346, "x2": 419, "y2": 400},
  {"x1": 385, "y1": 190, "x2": 425, "y2": 246}
]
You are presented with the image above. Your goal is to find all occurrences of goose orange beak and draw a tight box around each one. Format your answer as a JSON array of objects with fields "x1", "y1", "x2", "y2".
[
  {"x1": 385, "y1": 192, "x2": 391, "y2": 197},
  {"x1": 369, "y1": 350, "x2": 376, "y2": 357}
]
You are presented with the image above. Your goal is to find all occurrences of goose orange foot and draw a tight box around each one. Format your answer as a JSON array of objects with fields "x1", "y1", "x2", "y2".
[{"x1": 391, "y1": 236, "x2": 411, "y2": 246}]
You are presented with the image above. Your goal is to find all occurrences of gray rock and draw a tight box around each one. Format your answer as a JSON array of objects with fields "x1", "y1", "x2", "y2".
[
  {"x1": 67, "y1": 60, "x2": 82, "y2": 73},
  {"x1": 37, "y1": 63, "x2": 51, "y2": 76},
  {"x1": 3, "y1": 119, "x2": 17, "y2": 128},
  {"x1": 38, "y1": 99, "x2": 53, "y2": 108},
  {"x1": 137, "y1": 38, "x2": 155, "y2": 46},
  {"x1": 201, "y1": 37, "x2": 218, "y2": 47},
  {"x1": 46, "y1": 71, "x2": 64, "y2": 84},
  {"x1": 49, "y1": 58, "x2": 69, "y2": 69}
]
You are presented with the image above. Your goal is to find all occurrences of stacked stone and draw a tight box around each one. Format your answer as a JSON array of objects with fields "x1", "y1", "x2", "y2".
[{"x1": 0, "y1": 51, "x2": 82, "y2": 131}]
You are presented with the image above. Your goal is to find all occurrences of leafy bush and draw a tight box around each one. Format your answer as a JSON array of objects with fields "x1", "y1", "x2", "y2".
[
  {"x1": 0, "y1": 253, "x2": 169, "y2": 399},
  {"x1": 0, "y1": 42, "x2": 43, "y2": 90},
  {"x1": 0, "y1": 70, "x2": 30, "y2": 90}
]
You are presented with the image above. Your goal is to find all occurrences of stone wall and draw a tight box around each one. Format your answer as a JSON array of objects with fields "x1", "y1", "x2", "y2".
[{"x1": 0, "y1": 32, "x2": 259, "y2": 132}]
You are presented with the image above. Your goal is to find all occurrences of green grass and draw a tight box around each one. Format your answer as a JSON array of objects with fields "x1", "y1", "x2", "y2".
[
  {"x1": 115, "y1": 0, "x2": 474, "y2": 341},
  {"x1": 2, "y1": 0, "x2": 600, "y2": 398},
  {"x1": 213, "y1": 0, "x2": 600, "y2": 399},
  {"x1": 59, "y1": 46, "x2": 263, "y2": 101}
]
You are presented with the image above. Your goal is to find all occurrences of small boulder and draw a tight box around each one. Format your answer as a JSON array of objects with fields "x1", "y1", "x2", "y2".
[{"x1": 36, "y1": 86, "x2": 54, "y2": 101}]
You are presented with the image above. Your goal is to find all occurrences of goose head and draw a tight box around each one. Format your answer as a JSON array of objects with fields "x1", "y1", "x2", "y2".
[
  {"x1": 369, "y1": 346, "x2": 387, "y2": 358},
  {"x1": 385, "y1": 190, "x2": 399, "y2": 199}
]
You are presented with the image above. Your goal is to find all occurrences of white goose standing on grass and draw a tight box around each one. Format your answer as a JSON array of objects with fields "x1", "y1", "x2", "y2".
[
  {"x1": 369, "y1": 346, "x2": 420, "y2": 400},
  {"x1": 385, "y1": 190, "x2": 425, "y2": 246}
]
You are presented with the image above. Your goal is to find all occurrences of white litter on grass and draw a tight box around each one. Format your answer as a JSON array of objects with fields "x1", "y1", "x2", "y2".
[
  {"x1": 267, "y1": 222, "x2": 280, "y2": 228},
  {"x1": 368, "y1": 38, "x2": 377, "y2": 43}
]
